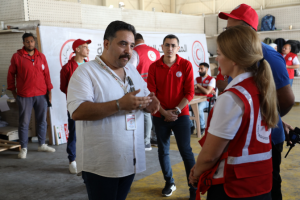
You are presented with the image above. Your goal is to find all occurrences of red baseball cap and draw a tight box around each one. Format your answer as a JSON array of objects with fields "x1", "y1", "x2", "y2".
[
  {"x1": 218, "y1": 4, "x2": 258, "y2": 31},
  {"x1": 72, "y1": 39, "x2": 91, "y2": 52}
]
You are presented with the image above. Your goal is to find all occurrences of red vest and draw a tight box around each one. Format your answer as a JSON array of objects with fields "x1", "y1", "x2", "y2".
[
  {"x1": 196, "y1": 77, "x2": 272, "y2": 199},
  {"x1": 282, "y1": 52, "x2": 297, "y2": 79},
  {"x1": 134, "y1": 44, "x2": 161, "y2": 82},
  {"x1": 195, "y1": 75, "x2": 214, "y2": 100}
]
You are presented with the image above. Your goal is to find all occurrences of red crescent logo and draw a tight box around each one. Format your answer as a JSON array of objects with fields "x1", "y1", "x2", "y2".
[
  {"x1": 192, "y1": 41, "x2": 205, "y2": 66},
  {"x1": 196, "y1": 49, "x2": 201, "y2": 60}
]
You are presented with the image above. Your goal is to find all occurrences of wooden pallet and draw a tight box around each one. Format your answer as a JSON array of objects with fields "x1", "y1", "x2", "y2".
[{"x1": 0, "y1": 139, "x2": 21, "y2": 152}]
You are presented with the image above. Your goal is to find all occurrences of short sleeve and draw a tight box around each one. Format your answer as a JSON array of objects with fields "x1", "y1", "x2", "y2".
[
  {"x1": 208, "y1": 91, "x2": 244, "y2": 140},
  {"x1": 293, "y1": 56, "x2": 300, "y2": 65},
  {"x1": 208, "y1": 78, "x2": 216, "y2": 88},
  {"x1": 67, "y1": 65, "x2": 95, "y2": 118}
]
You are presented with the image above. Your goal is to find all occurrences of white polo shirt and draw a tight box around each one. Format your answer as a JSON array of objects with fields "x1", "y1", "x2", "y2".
[{"x1": 67, "y1": 55, "x2": 150, "y2": 178}]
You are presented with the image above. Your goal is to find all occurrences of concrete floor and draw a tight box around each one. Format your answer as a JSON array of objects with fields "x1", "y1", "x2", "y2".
[{"x1": 0, "y1": 104, "x2": 299, "y2": 200}]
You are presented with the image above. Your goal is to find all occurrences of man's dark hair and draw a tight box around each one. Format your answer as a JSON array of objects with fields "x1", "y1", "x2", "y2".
[
  {"x1": 199, "y1": 62, "x2": 209, "y2": 68},
  {"x1": 22, "y1": 33, "x2": 35, "y2": 41},
  {"x1": 163, "y1": 34, "x2": 179, "y2": 45},
  {"x1": 103, "y1": 21, "x2": 136, "y2": 41},
  {"x1": 135, "y1": 33, "x2": 143, "y2": 41}
]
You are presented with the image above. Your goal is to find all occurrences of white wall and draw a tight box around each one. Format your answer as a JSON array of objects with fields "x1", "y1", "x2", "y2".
[
  {"x1": 57, "y1": 0, "x2": 300, "y2": 15},
  {"x1": 25, "y1": 0, "x2": 204, "y2": 33}
]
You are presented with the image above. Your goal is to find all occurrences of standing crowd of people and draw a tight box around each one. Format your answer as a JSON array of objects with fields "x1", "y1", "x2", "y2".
[{"x1": 6, "y1": 3, "x2": 297, "y2": 200}]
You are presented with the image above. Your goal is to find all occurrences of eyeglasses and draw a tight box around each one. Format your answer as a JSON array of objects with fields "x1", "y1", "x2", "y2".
[{"x1": 164, "y1": 44, "x2": 178, "y2": 49}]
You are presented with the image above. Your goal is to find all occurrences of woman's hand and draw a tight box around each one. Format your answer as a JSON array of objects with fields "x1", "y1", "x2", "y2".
[{"x1": 189, "y1": 165, "x2": 200, "y2": 188}]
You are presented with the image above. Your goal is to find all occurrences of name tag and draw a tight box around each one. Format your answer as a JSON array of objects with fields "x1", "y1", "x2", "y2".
[{"x1": 126, "y1": 113, "x2": 136, "y2": 130}]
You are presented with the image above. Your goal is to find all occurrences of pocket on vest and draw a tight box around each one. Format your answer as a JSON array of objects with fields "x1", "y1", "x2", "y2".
[{"x1": 233, "y1": 159, "x2": 272, "y2": 179}]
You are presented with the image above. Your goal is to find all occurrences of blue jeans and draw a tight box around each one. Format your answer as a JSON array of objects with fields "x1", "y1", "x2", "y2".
[
  {"x1": 289, "y1": 79, "x2": 293, "y2": 87},
  {"x1": 153, "y1": 115, "x2": 196, "y2": 191},
  {"x1": 198, "y1": 101, "x2": 209, "y2": 129},
  {"x1": 67, "y1": 112, "x2": 76, "y2": 162},
  {"x1": 82, "y1": 171, "x2": 135, "y2": 200},
  {"x1": 144, "y1": 113, "x2": 152, "y2": 145},
  {"x1": 17, "y1": 95, "x2": 48, "y2": 148}
]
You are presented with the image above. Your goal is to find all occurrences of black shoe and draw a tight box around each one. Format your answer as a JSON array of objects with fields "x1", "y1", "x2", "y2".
[
  {"x1": 201, "y1": 128, "x2": 205, "y2": 135},
  {"x1": 191, "y1": 126, "x2": 195, "y2": 135},
  {"x1": 162, "y1": 183, "x2": 176, "y2": 197}
]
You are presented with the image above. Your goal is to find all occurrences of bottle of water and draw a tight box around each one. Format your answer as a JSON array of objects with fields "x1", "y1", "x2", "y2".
[{"x1": 1, "y1": 85, "x2": 6, "y2": 97}]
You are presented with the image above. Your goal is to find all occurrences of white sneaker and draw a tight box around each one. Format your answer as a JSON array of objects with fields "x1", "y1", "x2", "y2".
[
  {"x1": 69, "y1": 161, "x2": 77, "y2": 174},
  {"x1": 18, "y1": 148, "x2": 27, "y2": 159},
  {"x1": 38, "y1": 144, "x2": 56, "y2": 152}
]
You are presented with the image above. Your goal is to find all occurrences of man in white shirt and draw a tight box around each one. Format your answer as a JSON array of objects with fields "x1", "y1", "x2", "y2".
[
  {"x1": 127, "y1": 33, "x2": 161, "y2": 150},
  {"x1": 194, "y1": 62, "x2": 216, "y2": 135},
  {"x1": 67, "y1": 20, "x2": 160, "y2": 200}
]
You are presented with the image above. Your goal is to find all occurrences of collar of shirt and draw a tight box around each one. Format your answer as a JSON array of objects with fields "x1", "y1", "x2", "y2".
[
  {"x1": 135, "y1": 43, "x2": 146, "y2": 47},
  {"x1": 225, "y1": 72, "x2": 253, "y2": 90},
  {"x1": 22, "y1": 46, "x2": 39, "y2": 60},
  {"x1": 159, "y1": 54, "x2": 181, "y2": 68},
  {"x1": 95, "y1": 55, "x2": 130, "y2": 89}
]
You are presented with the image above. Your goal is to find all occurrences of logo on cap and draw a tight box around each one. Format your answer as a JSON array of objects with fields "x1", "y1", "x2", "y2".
[
  {"x1": 176, "y1": 71, "x2": 182, "y2": 77},
  {"x1": 192, "y1": 41, "x2": 205, "y2": 67},
  {"x1": 148, "y1": 51, "x2": 156, "y2": 61}
]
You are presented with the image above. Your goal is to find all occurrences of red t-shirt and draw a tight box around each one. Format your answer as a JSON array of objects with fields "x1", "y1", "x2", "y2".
[{"x1": 147, "y1": 54, "x2": 194, "y2": 117}]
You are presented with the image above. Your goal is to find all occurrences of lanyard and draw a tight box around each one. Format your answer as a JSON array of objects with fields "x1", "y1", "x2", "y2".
[{"x1": 96, "y1": 56, "x2": 128, "y2": 94}]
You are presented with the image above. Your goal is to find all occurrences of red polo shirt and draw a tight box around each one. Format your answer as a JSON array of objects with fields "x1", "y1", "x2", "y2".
[{"x1": 147, "y1": 54, "x2": 194, "y2": 117}]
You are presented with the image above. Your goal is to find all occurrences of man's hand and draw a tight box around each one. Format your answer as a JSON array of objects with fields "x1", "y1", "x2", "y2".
[
  {"x1": 11, "y1": 90, "x2": 17, "y2": 99},
  {"x1": 145, "y1": 92, "x2": 160, "y2": 114},
  {"x1": 119, "y1": 89, "x2": 152, "y2": 111},
  {"x1": 162, "y1": 109, "x2": 178, "y2": 122},
  {"x1": 48, "y1": 91, "x2": 52, "y2": 104},
  {"x1": 282, "y1": 120, "x2": 294, "y2": 145},
  {"x1": 188, "y1": 165, "x2": 199, "y2": 188}
]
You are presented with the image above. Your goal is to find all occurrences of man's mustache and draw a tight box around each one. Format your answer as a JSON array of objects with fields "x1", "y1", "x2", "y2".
[{"x1": 119, "y1": 54, "x2": 130, "y2": 60}]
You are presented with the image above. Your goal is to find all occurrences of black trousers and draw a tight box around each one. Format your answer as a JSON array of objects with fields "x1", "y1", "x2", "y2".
[
  {"x1": 271, "y1": 142, "x2": 283, "y2": 200},
  {"x1": 207, "y1": 184, "x2": 272, "y2": 200}
]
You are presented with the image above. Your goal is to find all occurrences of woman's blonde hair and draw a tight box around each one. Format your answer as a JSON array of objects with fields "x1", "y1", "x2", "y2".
[{"x1": 217, "y1": 25, "x2": 278, "y2": 128}]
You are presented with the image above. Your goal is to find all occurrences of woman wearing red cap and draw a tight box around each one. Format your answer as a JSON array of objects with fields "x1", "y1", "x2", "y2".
[{"x1": 189, "y1": 26, "x2": 278, "y2": 200}]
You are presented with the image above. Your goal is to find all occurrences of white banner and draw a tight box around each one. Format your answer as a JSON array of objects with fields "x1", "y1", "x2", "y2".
[{"x1": 39, "y1": 26, "x2": 209, "y2": 142}]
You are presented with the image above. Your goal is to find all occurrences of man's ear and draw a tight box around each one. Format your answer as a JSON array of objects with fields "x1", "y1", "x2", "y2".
[{"x1": 103, "y1": 40, "x2": 110, "y2": 50}]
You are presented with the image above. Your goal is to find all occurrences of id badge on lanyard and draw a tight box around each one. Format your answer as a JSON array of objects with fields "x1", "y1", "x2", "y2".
[{"x1": 96, "y1": 56, "x2": 137, "y2": 130}]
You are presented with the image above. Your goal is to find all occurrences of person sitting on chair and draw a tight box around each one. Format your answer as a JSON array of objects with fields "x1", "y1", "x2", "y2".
[{"x1": 194, "y1": 62, "x2": 216, "y2": 135}]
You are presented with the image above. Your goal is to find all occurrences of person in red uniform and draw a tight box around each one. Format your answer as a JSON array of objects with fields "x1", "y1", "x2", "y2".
[
  {"x1": 60, "y1": 39, "x2": 91, "y2": 174},
  {"x1": 214, "y1": 5, "x2": 295, "y2": 200},
  {"x1": 194, "y1": 62, "x2": 215, "y2": 135},
  {"x1": 127, "y1": 33, "x2": 160, "y2": 150},
  {"x1": 281, "y1": 43, "x2": 300, "y2": 87},
  {"x1": 7, "y1": 33, "x2": 55, "y2": 159},
  {"x1": 189, "y1": 26, "x2": 278, "y2": 200},
  {"x1": 147, "y1": 34, "x2": 196, "y2": 199}
]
